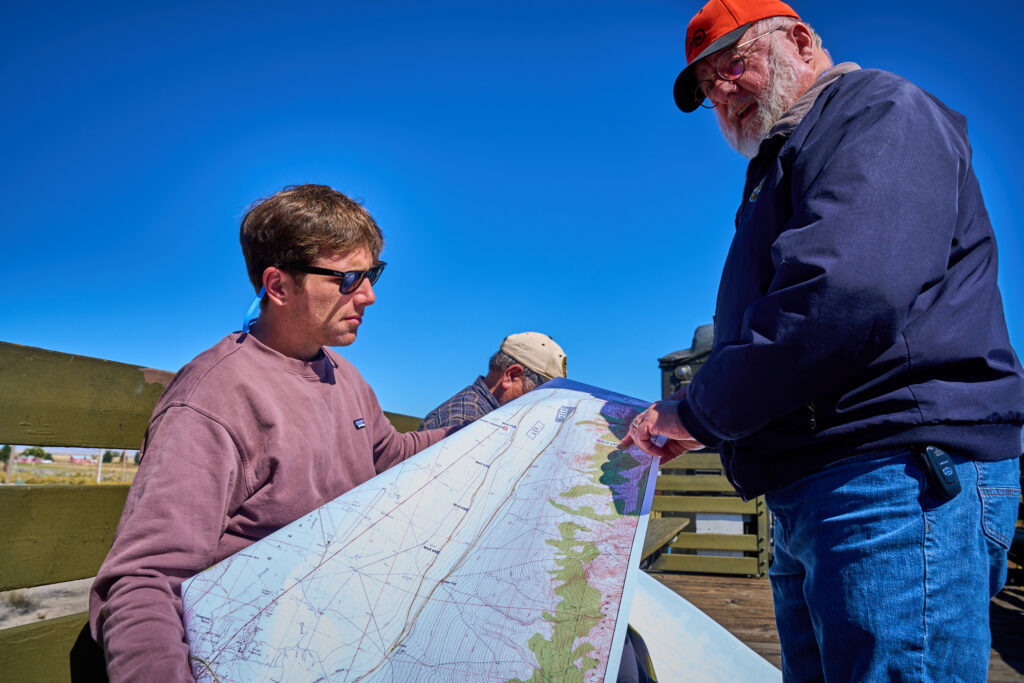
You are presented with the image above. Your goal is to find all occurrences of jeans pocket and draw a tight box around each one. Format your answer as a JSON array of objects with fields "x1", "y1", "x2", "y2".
[{"x1": 976, "y1": 460, "x2": 1021, "y2": 551}]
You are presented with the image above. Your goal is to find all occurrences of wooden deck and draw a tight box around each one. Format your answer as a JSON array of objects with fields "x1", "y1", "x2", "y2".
[{"x1": 647, "y1": 572, "x2": 1024, "y2": 681}]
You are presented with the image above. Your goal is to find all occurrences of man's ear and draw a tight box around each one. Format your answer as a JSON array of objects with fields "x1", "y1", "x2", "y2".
[
  {"x1": 502, "y1": 364, "x2": 525, "y2": 388},
  {"x1": 262, "y1": 267, "x2": 289, "y2": 307},
  {"x1": 791, "y1": 23, "x2": 815, "y2": 62}
]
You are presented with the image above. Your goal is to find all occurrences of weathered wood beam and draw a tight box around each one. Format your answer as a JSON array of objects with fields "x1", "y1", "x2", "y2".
[{"x1": 0, "y1": 611, "x2": 88, "y2": 683}]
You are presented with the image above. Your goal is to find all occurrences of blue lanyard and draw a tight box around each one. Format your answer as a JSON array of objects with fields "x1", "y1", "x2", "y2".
[{"x1": 242, "y1": 286, "x2": 265, "y2": 333}]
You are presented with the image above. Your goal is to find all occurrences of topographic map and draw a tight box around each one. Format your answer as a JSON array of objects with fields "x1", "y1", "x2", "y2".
[{"x1": 181, "y1": 378, "x2": 657, "y2": 682}]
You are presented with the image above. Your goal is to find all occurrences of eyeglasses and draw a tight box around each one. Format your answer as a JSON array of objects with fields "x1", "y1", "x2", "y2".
[
  {"x1": 284, "y1": 261, "x2": 387, "y2": 294},
  {"x1": 694, "y1": 27, "x2": 786, "y2": 109}
]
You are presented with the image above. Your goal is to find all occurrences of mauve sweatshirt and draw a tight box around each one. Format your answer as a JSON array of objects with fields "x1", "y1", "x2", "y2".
[{"x1": 89, "y1": 332, "x2": 450, "y2": 681}]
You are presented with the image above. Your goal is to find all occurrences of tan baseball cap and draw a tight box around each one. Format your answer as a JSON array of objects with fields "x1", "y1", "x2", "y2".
[{"x1": 500, "y1": 332, "x2": 567, "y2": 381}]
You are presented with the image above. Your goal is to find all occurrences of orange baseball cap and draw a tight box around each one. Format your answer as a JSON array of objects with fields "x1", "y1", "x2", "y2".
[{"x1": 673, "y1": 0, "x2": 801, "y2": 113}]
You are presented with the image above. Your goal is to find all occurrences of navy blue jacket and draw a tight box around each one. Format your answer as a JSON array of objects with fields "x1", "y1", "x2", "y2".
[{"x1": 678, "y1": 69, "x2": 1024, "y2": 499}]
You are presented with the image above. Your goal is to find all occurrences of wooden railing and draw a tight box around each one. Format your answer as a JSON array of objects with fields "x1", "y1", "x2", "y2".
[{"x1": 647, "y1": 451, "x2": 771, "y2": 577}]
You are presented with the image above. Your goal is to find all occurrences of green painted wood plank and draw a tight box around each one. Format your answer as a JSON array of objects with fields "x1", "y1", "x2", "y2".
[
  {"x1": 384, "y1": 411, "x2": 422, "y2": 434},
  {"x1": 0, "y1": 342, "x2": 173, "y2": 449},
  {"x1": 655, "y1": 474, "x2": 737, "y2": 493},
  {"x1": 0, "y1": 485, "x2": 129, "y2": 591},
  {"x1": 0, "y1": 611, "x2": 86, "y2": 683},
  {"x1": 669, "y1": 532, "x2": 760, "y2": 552},
  {"x1": 649, "y1": 553, "x2": 760, "y2": 576},
  {"x1": 0, "y1": 342, "x2": 422, "y2": 447},
  {"x1": 651, "y1": 495, "x2": 757, "y2": 515},
  {"x1": 641, "y1": 517, "x2": 691, "y2": 561},
  {"x1": 659, "y1": 452, "x2": 723, "y2": 471}
]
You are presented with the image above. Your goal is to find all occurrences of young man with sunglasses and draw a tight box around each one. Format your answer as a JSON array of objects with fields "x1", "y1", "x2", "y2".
[
  {"x1": 89, "y1": 184, "x2": 454, "y2": 680},
  {"x1": 624, "y1": 0, "x2": 1023, "y2": 680}
]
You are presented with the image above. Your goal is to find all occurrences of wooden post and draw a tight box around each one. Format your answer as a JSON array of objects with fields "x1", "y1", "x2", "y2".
[
  {"x1": 121, "y1": 449, "x2": 127, "y2": 482},
  {"x1": 96, "y1": 448, "x2": 103, "y2": 483},
  {"x1": 3, "y1": 446, "x2": 15, "y2": 485}
]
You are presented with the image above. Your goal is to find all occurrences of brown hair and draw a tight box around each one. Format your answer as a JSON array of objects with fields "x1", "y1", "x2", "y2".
[{"x1": 240, "y1": 184, "x2": 384, "y2": 292}]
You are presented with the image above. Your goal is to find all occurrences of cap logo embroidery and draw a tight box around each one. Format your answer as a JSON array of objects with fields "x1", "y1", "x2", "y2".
[
  {"x1": 353, "y1": 418, "x2": 366, "y2": 430},
  {"x1": 690, "y1": 28, "x2": 706, "y2": 48}
]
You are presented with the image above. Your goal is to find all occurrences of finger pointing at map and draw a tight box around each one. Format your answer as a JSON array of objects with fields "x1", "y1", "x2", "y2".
[{"x1": 619, "y1": 401, "x2": 704, "y2": 464}]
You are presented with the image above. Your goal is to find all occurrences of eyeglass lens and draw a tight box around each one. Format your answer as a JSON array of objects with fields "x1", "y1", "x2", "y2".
[
  {"x1": 339, "y1": 263, "x2": 384, "y2": 294},
  {"x1": 717, "y1": 51, "x2": 745, "y2": 79},
  {"x1": 695, "y1": 50, "x2": 745, "y2": 107}
]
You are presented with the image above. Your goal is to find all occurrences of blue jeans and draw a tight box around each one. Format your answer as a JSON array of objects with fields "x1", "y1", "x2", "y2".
[{"x1": 765, "y1": 449, "x2": 1020, "y2": 682}]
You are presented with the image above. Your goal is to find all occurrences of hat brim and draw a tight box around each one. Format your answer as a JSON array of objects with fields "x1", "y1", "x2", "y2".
[{"x1": 673, "y1": 22, "x2": 754, "y2": 113}]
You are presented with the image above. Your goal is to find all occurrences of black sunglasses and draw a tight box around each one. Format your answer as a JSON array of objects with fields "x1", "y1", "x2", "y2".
[{"x1": 284, "y1": 261, "x2": 386, "y2": 294}]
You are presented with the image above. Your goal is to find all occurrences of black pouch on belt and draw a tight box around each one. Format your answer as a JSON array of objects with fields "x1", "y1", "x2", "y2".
[{"x1": 919, "y1": 445, "x2": 962, "y2": 500}]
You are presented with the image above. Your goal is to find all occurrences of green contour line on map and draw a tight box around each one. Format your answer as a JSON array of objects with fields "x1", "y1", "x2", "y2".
[{"x1": 560, "y1": 484, "x2": 608, "y2": 498}]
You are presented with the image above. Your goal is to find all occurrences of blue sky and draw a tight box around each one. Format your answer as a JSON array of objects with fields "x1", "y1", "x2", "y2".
[{"x1": 2, "y1": 1, "x2": 1021, "y2": 418}]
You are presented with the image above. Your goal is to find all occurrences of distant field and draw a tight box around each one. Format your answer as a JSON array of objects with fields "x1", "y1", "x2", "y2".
[{"x1": 3, "y1": 458, "x2": 138, "y2": 485}]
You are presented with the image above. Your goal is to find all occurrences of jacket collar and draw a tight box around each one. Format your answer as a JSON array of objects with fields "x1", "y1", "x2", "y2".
[
  {"x1": 766, "y1": 62, "x2": 861, "y2": 141},
  {"x1": 736, "y1": 63, "x2": 861, "y2": 219}
]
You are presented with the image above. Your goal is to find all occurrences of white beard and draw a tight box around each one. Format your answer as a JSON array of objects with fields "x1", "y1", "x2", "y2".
[{"x1": 717, "y1": 39, "x2": 804, "y2": 159}]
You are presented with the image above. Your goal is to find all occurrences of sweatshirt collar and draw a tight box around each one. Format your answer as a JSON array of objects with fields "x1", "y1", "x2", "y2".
[{"x1": 234, "y1": 331, "x2": 337, "y2": 379}]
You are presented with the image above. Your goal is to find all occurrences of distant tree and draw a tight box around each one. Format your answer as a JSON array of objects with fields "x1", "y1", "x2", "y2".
[
  {"x1": 0, "y1": 444, "x2": 10, "y2": 463},
  {"x1": 102, "y1": 449, "x2": 119, "y2": 464},
  {"x1": 134, "y1": 451, "x2": 141, "y2": 465},
  {"x1": 21, "y1": 446, "x2": 50, "y2": 459}
]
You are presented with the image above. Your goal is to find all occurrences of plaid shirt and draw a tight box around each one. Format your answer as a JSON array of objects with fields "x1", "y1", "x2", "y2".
[{"x1": 418, "y1": 376, "x2": 500, "y2": 431}]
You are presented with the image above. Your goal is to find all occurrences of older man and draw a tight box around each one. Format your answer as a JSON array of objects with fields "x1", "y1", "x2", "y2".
[
  {"x1": 622, "y1": 1, "x2": 1023, "y2": 680},
  {"x1": 89, "y1": 185, "x2": 453, "y2": 680},
  {"x1": 419, "y1": 331, "x2": 567, "y2": 431}
]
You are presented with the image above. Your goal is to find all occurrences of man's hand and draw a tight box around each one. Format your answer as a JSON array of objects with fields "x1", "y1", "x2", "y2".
[{"x1": 618, "y1": 400, "x2": 703, "y2": 463}]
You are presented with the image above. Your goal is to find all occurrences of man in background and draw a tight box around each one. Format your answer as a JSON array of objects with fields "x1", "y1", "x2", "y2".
[
  {"x1": 623, "y1": 1, "x2": 1023, "y2": 679},
  {"x1": 90, "y1": 184, "x2": 453, "y2": 680},
  {"x1": 419, "y1": 331, "x2": 567, "y2": 431}
]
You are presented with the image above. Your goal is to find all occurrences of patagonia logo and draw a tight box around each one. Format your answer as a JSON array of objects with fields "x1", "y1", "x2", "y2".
[
  {"x1": 749, "y1": 178, "x2": 765, "y2": 203},
  {"x1": 353, "y1": 418, "x2": 366, "y2": 430},
  {"x1": 690, "y1": 28, "x2": 706, "y2": 49}
]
